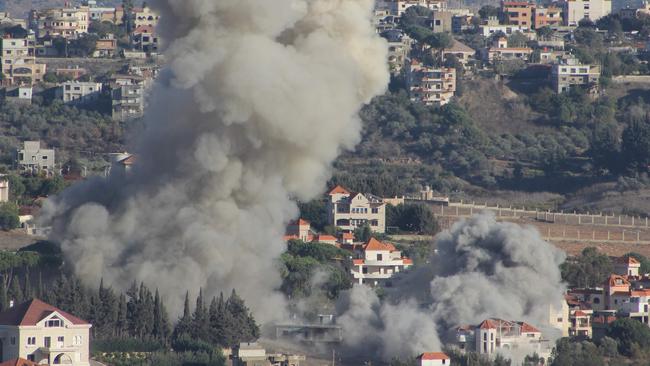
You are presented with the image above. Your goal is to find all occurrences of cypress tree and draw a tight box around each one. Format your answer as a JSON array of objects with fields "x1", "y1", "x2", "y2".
[
  {"x1": 23, "y1": 271, "x2": 32, "y2": 300},
  {"x1": 0, "y1": 276, "x2": 7, "y2": 311},
  {"x1": 9, "y1": 275, "x2": 23, "y2": 305},
  {"x1": 159, "y1": 294, "x2": 171, "y2": 344},
  {"x1": 116, "y1": 293, "x2": 128, "y2": 337},
  {"x1": 192, "y1": 288, "x2": 210, "y2": 342},
  {"x1": 172, "y1": 291, "x2": 192, "y2": 342},
  {"x1": 36, "y1": 271, "x2": 43, "y2": 300}
]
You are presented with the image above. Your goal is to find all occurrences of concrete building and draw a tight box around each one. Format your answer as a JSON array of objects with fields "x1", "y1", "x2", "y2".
[
  {"x1": 406, "y1": 59, "x2": 456, "y2": 106},
  {"x1": 429, "y1": 11, "x2": 454, "y2": 33},
  {"x1": 1, "y1": 33, "x2": 46, "y2": 85},
  {"x1": 569, "y1": 310, "x2": 593, "y2": 338},
  {"x1": 482, "y1": 36, "x2": 533, "y2": 63},
  {"x1": 551, "y1": 59, "x2": 600, "y2": 93},
  {"x1": 0, "y1": 298, "x2": 91, "y2": 365},
  {"x1": 232, "y1": 343, "x2": 267, "y2": 366},
  {"x1": 29, "y1": 6, "x2": 90, "y2": 39},
  {"x1": 59, "y1": 81, "x2": 103, "y2": 105},
  {"x1": 559, "y1": 0, "x2": 612, "y2": 25},
  {"x1": 93, "y1": 35, "x2": 117, "y2": 58},
  {"x1": 5, "y1": 87, "x2": 33, "y2": 105},
  {"x1": 442, "y1": 40, "x2": 476, "y2": 67},
  {"x1": 614, "y1": 256, "x2": 641, "y2": 277},
  {"x1": 479, "y1": 17, "x2": 530, "y2": 36},
  {"x1": 285, "y1": 219, "x2": 312, "y2": 242},
  {"x1": 131, "y1": 25, "x2": 158, "y2": 53},
  {"x1": 418, "y1": 352, "x2": 450, "y2": 366},
  {"x1": 16, "y1": 141, "x2": 55, "y2": 173},
  {"x1": 0, "y1": 176, "x2": 8, "y2": 203},
  {"x1": 111, "y1": 83, "x2": 144, "y2": 121},
  {"x1": 133, "y1": 7, "x2": 160, "y2": 28},
  {"x1": 474, "y1": 319, "x2": 547, "y2": 357},
  {"x1": 382, "y1": 0, "x2": 448, "y2": 16},
  {"x1": 533, "y1": 6, "x2": 564, "y2": 28},
  {"x1": 502, "y1": 1, "x2": 535, "y2": 27},
  {"x1": 327, "y1": 185, "x2": 386, "y2": 233},
  {"x1": 350, "y1": 238, "x2": 413, "y2": 286}
]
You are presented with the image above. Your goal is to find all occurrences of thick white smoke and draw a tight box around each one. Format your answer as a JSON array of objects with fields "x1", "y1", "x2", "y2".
[
  {"x1": 339, "y1": 212, "x2": 566, "y2": 360},
  {"x1": 41, "y1": 0, "x2": 389, "y2": 320}
]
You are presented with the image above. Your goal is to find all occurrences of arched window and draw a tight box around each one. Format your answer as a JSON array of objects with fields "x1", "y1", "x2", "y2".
[{"x1": 53, "y1": 354, "x2": 72, "y2": 364}]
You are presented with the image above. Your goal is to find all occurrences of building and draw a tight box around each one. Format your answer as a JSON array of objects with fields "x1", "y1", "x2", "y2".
[
  {"x1": 232, "y1": 343, "x2": 267, "y2": 366},
  {"x1": 133, "y1": 7, "x2": 160, "y2": 28},
  {"x1": 559, "y1": 0, "x2": 612, "y2": 25},
  {"x1": 1, "y1": 32, "x2": 46, "y2": 85},
  {"x1": 551, "y1": 59, "x2": 600, "y2": 93},
  {"x1": 59, "y1": 81, "x2": 103, "y2": 105},
  {"x1": 502, "y1": 1, "x2": 534, "y2": 27},
  {"x1": 614, "y1": 256, "x2": 641, "y2": 277},
  {"x1": 619, "y1": 2, "x2": 650, "y2": 18},
  {"x1": 0, "y1": 298, "x2": 91, "y2": 365},
  {"x1": 533, "y1": 6, "x2": 564, "y2": 28},
  {"x1": 350, "y1": 238, "x2": 413, "y2": 286},
  {"x1": 93, "y1": 35, "x2": 117, "y2": 58},
  {"x1": 418, "y1": 352, "x2": 450, "y2": 366},
  {"x1": 482, "y1": 36, "x2": 533, "y2": 63},
  {"x1": 383, "y1": 0, "x2": 447, "y2": 16},
  {"x1": 131, "y1": 25, "x2": 158, "y2": 53},
  {"x1": 0, "y1": 176, "x2": 8, "y2": 203},
  {"x1": 5, "y1": 87, "x2": 33, "y2": 105},
  {"x1": 111, "y1": 83, "x2": 145, "y2": 121},
  {"x1": 569, "y1": 310, "x2": 593, "y2": 338},
  {"x1": 474, "y1": 319, "x2": 547, "y2": 357},
  {"x1": 406, "y1": 59, "x2": 456, "y2": 106},
  {"x1": 442, "y1": 40, "x2": 476, "y2": 66},
  {"x1": 327, "y1": 185, "x2": 386, "y2": 233},
  {"x1": 382, "y1": 29, "x2": 412, "y2": 74},
  {"x1": 479, "y1": 16, "x2": 530, "y2": 36},
  {"x1": 285, "y1": 219, "x2": 312, "y2": 242},
  {"x1": 16, "y1": 141, "x2": 55, "y2": 173},
  {"x1": 429, "y1": 11, "x2": 454, "y2": 33},
  {"x1": 29, "y1": 6, "x2": 90, "y2": 39}
]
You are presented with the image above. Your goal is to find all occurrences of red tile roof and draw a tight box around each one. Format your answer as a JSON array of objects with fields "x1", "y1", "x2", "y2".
[
  {"x1": 314, "y1": 235, "x2": 337, "y2": 242},
  {"x1": 618, "y1": 256, "x2": 640, "y2": 265},
  {"x1": 0, "y1": 299, "x2": 89, "y2": 326},
  {"x1": 0, "y1": 359, "x2": 38, "y2": 366},
  {"x1": 133, "y1": 25, "x2": 154, "y2": 34},
  {"x1": 419, "y1": 352, "x2": 449, "y2": 360},
  {"x1": 573, "y1": 310, "x2": 589, "y2": 317},
  {"x1": 478, "y1": 319, "x2": 498, "y2": 329},
  {"x1": 519, "y1": 322, "x2": 540, "y2": 333},
  {"x1": 342, "y1": 232, "x2": 354, "y2": 239},
  {"x1": 403, "y1": 258, "x2": 413, "y2": 265},
  {"x1": 353, "y1": 259, "x2": 364, "y2": 265},
  {"x1": 364, "y1": 238, "x2": 396, "y2": 252},
  {"x1": 607, "y1": 274, "x2": 631, "y2": 288},
  {"x1": 327, "y1": 185, "x2": 350, "y2": 195}
]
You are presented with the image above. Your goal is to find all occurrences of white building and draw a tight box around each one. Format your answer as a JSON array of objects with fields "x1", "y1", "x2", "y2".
[
  {"x1": 0, "y1": 176, "x2": 8, "y2": 203},
  {"x1": 406, "y1": 59, "x2": 456, "y2": 106},
  {"x1": 479, "y1": 17, "x2": 530, "y2": 36},
  {"x1": 559, "y1": 0, "x2": 612, "y2": 25},
  {"x1": 327, "y1": 185, "x2": 386, "y2": 233},
  {"x1": 16, "y1": 141, "x2": 55, "y2": 173},
  {"x1": 133, "y1": 7, "x2": 160, "y2": 28},
  {"x1": 1, "y1": 33, "x2": 46, "y2": 85},
  {"x1": 614, "y1": 256, "x2": 641, "y2": 277},
  {"x1": 60, "y1": 81, "x2": 103, "y2": 105},
  {"x1": 0, "y1": 298, "x2": 91, "y2": 365},
  {"x1": 379, "y1": 0, "x2": 447, "y2": 16},
  {"x1": 474, "y1": 319, "x2": 548, "y2": 357},
  {"x1": 551, "y1": 59, "x2": 600, "y2": 93},
  {"x1": 417, "y1": 352, "x2": 451, "y2": 366},
  {"x1": 29, "y1": 6, "x2": 90, "y2": 39},
  {"x1": 351, "y1": 238, "x2": 413, "y2": 286}
]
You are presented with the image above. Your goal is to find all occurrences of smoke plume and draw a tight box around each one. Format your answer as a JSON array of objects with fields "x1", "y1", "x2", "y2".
[
  {"x1": 41, "y1": 0, "x2": 388, "y2": 319},
  {"x1": 339, "y1": 212, "x2": 566, "y2": 359}
]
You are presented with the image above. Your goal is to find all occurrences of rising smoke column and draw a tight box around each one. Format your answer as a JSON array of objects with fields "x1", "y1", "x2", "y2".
[
  {"x1": 339, "y1": 212, "x2": 566, "y2": 359},
  {"x1": 41, "y1": 0, "x2": 389, "y2": 320}
]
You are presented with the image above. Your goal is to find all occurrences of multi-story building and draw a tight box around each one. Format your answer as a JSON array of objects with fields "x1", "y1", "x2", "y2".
[
  {"x1": 417, "y1": 352, "x2": 451, "y2": 366},
  {"x1": 479, "y1": 16, "x2": 530, "y2": 36},
  {"x1": 442, "y1": 40, "x2": 476, "y2": 66},
  {"x1": 59, "y1": 81, "x2": 103, "y2": 105},
  {"x1": 350, "y1": 238, "x2": 413, "y2": 286},
  {"x1": 131, "y1": 25, "x2": 159, "y2": 53},
  {"x1": 382, "y1": 29, "x2": 412, "y2": 74},
  {"x1": 133, "y1": 7, "x2": 160, "y2": 28},
  {"x1": 0, "y1": 12, "x2": 27, "y2": 29},
  {"x1": 474, "y1": 319, "x2": 547, "y2": 357},
  {"x1": 569, "y1": 310, "x2": 593, "y2": 338},
  {"x1": 482, "y1": 36, "x2": 533, "y2": 63},
  {"x1": 29, "y1": 6, "x2": 90, "y2": 39},
  {"x1": 502, "y1": 1, "x2": 534, "y2": 27},
  {"x1": 533, "y1": 6, "x2": 564, "y2": 28},
  {"x1": 327, "y1": 185, "x2": 387, "y2": 233},
  {"x1": 16, "y1": 141, "x2": 55, "y2": 173},
  {"x1": 551, "y1": 59, "x2": 600, "y2": 93},
  {"x1": 284, "y1": 219, "x2": 313, "y2": 242},
  {"x1": 406, "y1": 59, "x2": 456, "y2": 106},
  {"x1": 559, "y1": 0, "x2": 612, "y2": 25},
  {"x1": 94, "y1": 35, "x2": 117, "y2": 58},
  {"x1": 111, "y1": 80, "x2": 145, "y2": 121},
  {"x1": 381, "y1": 0, "x2": 447, "y2": 16},
  {"x1": 0, "y1": 298, "x2": 91, "y2": 365},
  {"x1": 0, "y1": 32, "x2": 46, "y2": 85},
  {"x1": 429, "y1": 11, "x2": 454, "y2": 33},
  {"x1": 614, "y1": 256, "x2": 641, "y2": 277}
]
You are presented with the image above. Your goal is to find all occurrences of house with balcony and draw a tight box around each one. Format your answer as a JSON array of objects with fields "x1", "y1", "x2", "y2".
[
  {"x1": 0, "y1": 298, "x2": 91, "y2": 365},
  {"x1": 350, "y1": 238, "x2": 413, "y2": 286},
  {"x1": 569, "y1": 310, "x2": 593, "y2": 338},
  {"x1": 0, "y1": 32, "x2": 46, "y2": 85},
  {"x1": 327, "y1": 185, "x2": 386, "y2": 233},
  {"x1": 16, "y1": 141, "x2": 55, "y2": 174},
  {"x1": 473, "y1": 319, "x2": 549, "y2": 357},
  {"x1": 551, "y1": 58, "x2": 600, "y2": 94},
  {"x1": 406, "y1": 59, "x2": 456, "y2": 106},
  {"x1": 482, "y1": 37, "x2": 533, "y2": 63}
]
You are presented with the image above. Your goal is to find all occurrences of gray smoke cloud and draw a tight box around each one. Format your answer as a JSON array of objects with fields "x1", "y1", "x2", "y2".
[
  {"x1": 41, "y1": 0, "x2": 389, "y2": 320},
  {"x1": 338, "y1": 212, "x2": 566, "y2": 360}
]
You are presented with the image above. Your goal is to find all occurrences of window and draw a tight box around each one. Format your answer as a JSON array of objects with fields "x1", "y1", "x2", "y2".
[
  {"x1": 372, "y1": 208, "x2": 379, "y2": 214},
  {"x1": 27, "y1": 337, "x2": 36, "y2": 345},
  {"x1": 73, "y1": 335, "x2": 82, "y2": 345},
  {"x1": 27, "y1": 355, "x2": 35, "y2": 362},
  {"x1": 46, "y1": 319, "x2": 62, "y2": 327},
  {"x1": 10, "y1": 337, "x2": 15, "y2": 345},
  {"x1": 44, "y1": 337, "x2": 51, "y2": 348},
  {"x1": 377, "y1": 254, "x2": 383, "y2": 261},
  {"x1": 57, "y1": 336, "x2": 64, "y2": 343}
]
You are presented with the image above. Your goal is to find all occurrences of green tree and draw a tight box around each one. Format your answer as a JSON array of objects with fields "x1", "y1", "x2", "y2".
[
  {"x1": 0, "y1": 203, "x2": 19, "y2": 231},
  {"x1": 507, "y1": 31, "x2": 528, "y2": 47},
  {"x1": 479, "y1": 5, "x2": 500, "y2": 19},
  {"x1": 561, "y1": 247, "x2": 613, "y2": 288},
  {"x1": 607, "y1": 318, "x2": 650, "y2": 356},
  {"x1": 622, "y1": 117, "x2": 650, "y2": 173}
]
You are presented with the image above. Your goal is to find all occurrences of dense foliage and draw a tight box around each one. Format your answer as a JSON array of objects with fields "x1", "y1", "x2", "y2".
[{"x1": 561, "y1": 247, "x2": 613, "y2": 288}]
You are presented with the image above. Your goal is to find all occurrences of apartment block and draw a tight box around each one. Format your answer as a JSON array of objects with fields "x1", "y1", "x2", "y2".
[
  {"x1": 0, "y1": 33, "x2": 46, "y2": 85},
  {"x1": 406, "y1": 59, "x2": 456, "y2": 106},
  {"x1": 533, "y1": 6, "x2": 564, "y2": 28},
  {"x1": 502, "y1": 1, "x2": 534, "y2": 27},
  {"x1": 551, "y1": 59, "x2": 600, "y2": 93},
  {"x1": 559, "y1": 0, "x2": 612, "y2": 25},
  {"x1": 29, "y1": 6, "x2": 90, "y2": 39},
  {"x1": 111, "y1": 77, "x2": 145, "y2": 121},
  {"x1": 59, "y1": 81, "x2": 103, "y2": 105},
  {"x1": 350, "y1": 238, "x2": 413, "y2": 286},
  {"x1": 327, "y1": 185, "x2": 386, "y2": 233}
]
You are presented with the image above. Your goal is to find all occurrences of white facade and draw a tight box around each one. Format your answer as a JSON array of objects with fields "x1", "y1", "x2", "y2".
[
  {"x1": 418, "y1": 352, "x2": 451, "y2": 366},
  {"x1": 560, "y1": 0, "x2": 612, "y2": 25},
  {"x1": 60, "y1": 81, "x2": 103, "y2": 105},
  {"x1": 1, "y1": 34, "x2": 46, "y2": 85},
  {"x1": 474, "y1": 319, "x2": 547, "y2": 357},
  {"x1": 0, "y1": 176, "x2": 8, "y2": 203},
  {"x1": 327, "y1": 186, "x2": 386, "y2": 233},
  {"x1": 16, "y1": 141, "x2": 55, "y2": 172},
  {"x1": 351, "y1": 238, "x2": 413, "y2": 286},
  {"x1": 551, "y1": 60, "x2": 600, "y2": 93}
]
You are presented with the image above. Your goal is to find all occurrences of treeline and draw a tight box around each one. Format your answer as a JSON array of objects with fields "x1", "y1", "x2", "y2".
[{"x1": 560, "y1": 247, "x2": 650, "y2": 288}]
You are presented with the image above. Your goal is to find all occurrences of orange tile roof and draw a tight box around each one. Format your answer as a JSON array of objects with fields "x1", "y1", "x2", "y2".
[
  {"x1": 631, "y1": 290, "x2": 650, "y2": 297},
  {"x1": 353, "y1": 259, "x2": 364, "y2": 265},
  {"x1": 0, "y1": 299, "x2": 89, "y2": 326},
  {"x1": 403, "y1": 258, "x2": 413, "y2": 265},
  {"x1": 0, "y1": 359, "x2": 38, "y2": 366},
  {"x1": 573, "y1": 310, "x2": 589, "y2": 317},
  {"x1": 419, "y1": 352, "x2": 449, "y2": 360},
  {"x1": 607, "y1": 274, "x2": 631, "y2": 287},
  {"x1": 364, "y1": 238, "x2": 396, "y2": 252},
  {"x1": 617, "y1": 256, "x2": 640, "y2": 265},
  {"x1": 342, "y1": 232, "x2": 354, "y2": 239},
  {"x1": 519, "y1": 322, "x2": 540, "y2": 333},
  {"x1": 314, "y1": 235, "x2": 337, "y2": 242},
  {"x1": 478, "y1": 319, "x2": 498, "y2": 329},
  {"x1": 290, "y1": 218, "x2": 310, "y2": 226},
  {"x1": 327, "y1": 185, "x2": 350, "y2": 195}
]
